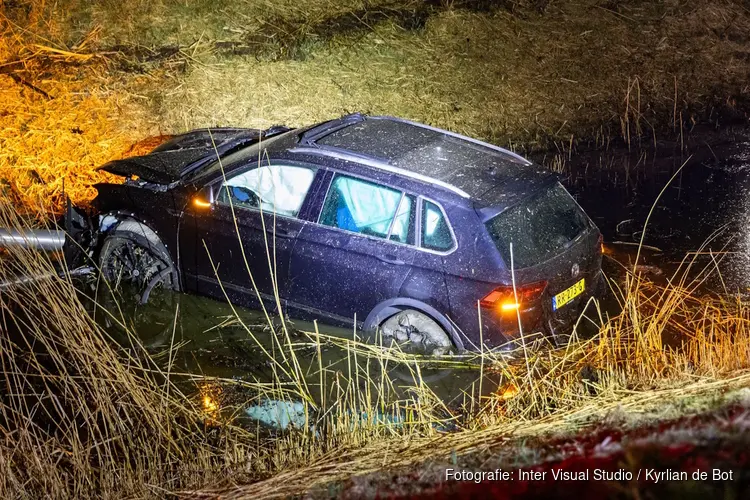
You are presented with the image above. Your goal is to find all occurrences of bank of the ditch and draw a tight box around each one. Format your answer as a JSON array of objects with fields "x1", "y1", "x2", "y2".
[
  {"x1": 330, "y1": 394, "x2": 750, "y2": 499},
  {"x1": 3, "y1": 1, "x2": 750, "y2": 498},
  {"x1": 2, "y1": 0, "x2": 750, "y2": 212}
]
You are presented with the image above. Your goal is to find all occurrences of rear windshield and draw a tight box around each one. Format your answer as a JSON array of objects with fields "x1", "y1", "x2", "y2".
[{"x1": 485, "y1": 182, "x2": 590, "y2": 269}]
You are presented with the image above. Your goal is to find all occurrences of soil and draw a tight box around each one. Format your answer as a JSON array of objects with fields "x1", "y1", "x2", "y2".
[{"x1": 334, "y1": 402, "x2": 750, "y2": 499}]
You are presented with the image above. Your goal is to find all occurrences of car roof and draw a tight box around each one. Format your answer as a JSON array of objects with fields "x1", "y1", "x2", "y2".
[{"x1": 285, "y1": 114, "x2": 555, "y2": 207}]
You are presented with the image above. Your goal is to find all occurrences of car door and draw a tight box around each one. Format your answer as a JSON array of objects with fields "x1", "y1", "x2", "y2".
[
  {"x1": 287, "y1": 172, "x2": 418, "y2": 325},
  {"x1": 180, "y1": 162, "x2": 321, "y2": 310}
]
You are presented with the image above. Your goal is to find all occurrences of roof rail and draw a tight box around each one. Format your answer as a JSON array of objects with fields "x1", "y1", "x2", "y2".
[
  {"x1": 299, "y1": 113, "x2": 364, "y2": 146},
  {"x1": 289, "y1": 147, "x2": 471, "y2": 199}
]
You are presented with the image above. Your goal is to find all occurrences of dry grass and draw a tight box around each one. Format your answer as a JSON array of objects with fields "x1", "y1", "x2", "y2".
[
  {"x1": 151, "y1": 0, "x2": 750, "y2": 148},
  {"x1": 0, "y1": 204, "x2": 260, "y2": 497},
  {"x1": 2, "y1": 0, "x2": 750, "y2": 497},
  {"x1": 197, "y1": 259, "x2": 750, "y2": 498},
  {"x1": 0, "y1": 76, "x2": 134, "y2": 214},
  {"x1": 0, "y1": 31, "x2": 142, "y2": 214},
  {"x1": 2, "y1": 0, "x2": 750, "y2": 214},
  {"x1": 33, "y1": 0, "x2": 396, "y2": 48}
]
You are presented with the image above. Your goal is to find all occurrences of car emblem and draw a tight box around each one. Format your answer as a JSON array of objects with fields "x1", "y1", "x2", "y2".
[{"x1": 571, "y1": 263, "x2": 580, "y2": 278}]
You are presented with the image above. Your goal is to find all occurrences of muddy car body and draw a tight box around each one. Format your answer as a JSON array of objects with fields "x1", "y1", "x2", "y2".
[{"x1": 93, "y1": 114, "x2": 603, "y2": 353}]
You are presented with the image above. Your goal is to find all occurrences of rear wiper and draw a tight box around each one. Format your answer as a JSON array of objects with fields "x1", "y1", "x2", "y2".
[{"x1": 563, "y1": 228, "x2": 589, "y2": 250}]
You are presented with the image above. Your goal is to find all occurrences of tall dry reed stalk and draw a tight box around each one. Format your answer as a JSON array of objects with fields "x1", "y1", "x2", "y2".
[
  {"x1": 0, "y1": 201, "x2": 258, "y2": 497},
  {"x1": 2, "y1": 187, "x2": 750, "y2": 498}
]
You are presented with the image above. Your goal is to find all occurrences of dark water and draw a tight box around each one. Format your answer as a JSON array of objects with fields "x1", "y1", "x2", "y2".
[
  {"x1": 95, "y1": 287, "x2": 500, "y2": 427},
  {"x1": 99, "y1": 127, "x2": 750, "y2": 427},
  {"x1": 548, "y1": 128, "x2": 750, "y2": 293}
]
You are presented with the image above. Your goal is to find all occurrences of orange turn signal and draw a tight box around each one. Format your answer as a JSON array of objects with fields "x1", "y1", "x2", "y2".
[
  {"x1": 480, "y1": 281, "x2": 547, "y2": 314},
  {"x1": 500, "y1": 301, "x2": 521, "y2": 313},
  {"x1": 193, "y1": 196, "x2": 212, "y2": 209}
]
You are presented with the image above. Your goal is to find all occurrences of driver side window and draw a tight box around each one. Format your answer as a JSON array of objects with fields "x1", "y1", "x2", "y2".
[{"x1": 217, "y1": 165, "x2": 316, "y2": 218}]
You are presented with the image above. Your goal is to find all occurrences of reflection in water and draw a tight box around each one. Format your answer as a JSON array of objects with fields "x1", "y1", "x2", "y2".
[
  {"x1": 200, "y1": 383, "x2": 222, "y2": 414},
  {"x1": 89, "y1": 286, "x2": 499, "y2": 430},
  {"x1": 499, "y1": 382, "x2": 519, "y2": 400},
  {"x1": 203, "y1": 394, "x2": 219, "y2": 413}
]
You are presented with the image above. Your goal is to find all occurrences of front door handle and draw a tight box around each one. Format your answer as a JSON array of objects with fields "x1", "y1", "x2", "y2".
[{"x1": 377, "y1": 254, "x2": 405, "y2": 265}]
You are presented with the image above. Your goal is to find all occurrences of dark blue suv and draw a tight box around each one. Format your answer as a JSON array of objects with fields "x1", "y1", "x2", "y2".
[{"x1": 94, "y1": 114, "x2": 603, "y2": 353}]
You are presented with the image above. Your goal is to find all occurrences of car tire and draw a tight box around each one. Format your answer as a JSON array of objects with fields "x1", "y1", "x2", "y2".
[
  {"x1": 379, "y1": 309, "x2": 454, "y2": 356},
  {"x1": 99, "y1": 220, "x2": 179, "y2": 304}
]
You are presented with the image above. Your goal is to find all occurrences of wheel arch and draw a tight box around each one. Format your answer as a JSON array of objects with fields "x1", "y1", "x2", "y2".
[
  {"x1": 363, "y1": 298, "x2": 465, "y2": 352},
  {"x1": 97, "y1": 211, "x2": 182, "y2": 291}
]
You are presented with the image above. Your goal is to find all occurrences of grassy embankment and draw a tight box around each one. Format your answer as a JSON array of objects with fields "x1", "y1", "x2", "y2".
[
  {"x1": 2, "y1": 0, "x2": 750, "y2": 211},
  {"x1": 1, "y1": 0, "x2": 750, "y2": 497}
]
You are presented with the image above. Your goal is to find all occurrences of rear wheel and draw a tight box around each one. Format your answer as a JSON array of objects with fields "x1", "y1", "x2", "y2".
[{"x1": 379, "y1": 309, "x2": 454, "y2": 356}]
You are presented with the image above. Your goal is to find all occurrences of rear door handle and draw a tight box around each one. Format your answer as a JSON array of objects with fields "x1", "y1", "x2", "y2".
[
  {"x1": 377, "y1": 254, "x2": 405, "y2": 265},
  {"x1": 273, "y1": 229, "x2": 297, "y2": 239}
]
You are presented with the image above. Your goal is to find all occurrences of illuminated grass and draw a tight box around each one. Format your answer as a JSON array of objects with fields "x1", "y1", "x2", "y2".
[
  {"x1": 2, "y1": 0, "x2": 750, "y2": 216},
  {"x1": 2, "y1": 0, "x2": 750, "y2": 496},
  {"x1": 3, "y1": 186, "x2": 750, "y2": 497}
]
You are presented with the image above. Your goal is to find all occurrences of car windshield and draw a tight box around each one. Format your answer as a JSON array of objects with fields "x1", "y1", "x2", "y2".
[
  {"x1": 190, "y1": 129, "x2": 294, "y2": 183},
  {"x1": 485, "y1": 182, "x2": 591, "y2": 269}
]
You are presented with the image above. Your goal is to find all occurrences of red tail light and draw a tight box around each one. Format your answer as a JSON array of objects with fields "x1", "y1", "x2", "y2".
[
  {"x1": 597, "y1": 233, "x2": 604, "y2": 254},
  {"x1": 480, "y1": 281, "x2": 548, "y2": 313}
]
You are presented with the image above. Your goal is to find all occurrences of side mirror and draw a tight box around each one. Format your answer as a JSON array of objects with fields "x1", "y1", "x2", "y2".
[{"x1": 192, "y1": 186, "x2": 214, "y2": 209}]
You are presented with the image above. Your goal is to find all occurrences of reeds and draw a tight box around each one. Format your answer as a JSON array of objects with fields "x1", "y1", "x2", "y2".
[
  {"x1": 210, "y1": 260, "x2": 750, "y2": 499},
  {"x1": 2, "y1": 0, "x2": 750, "y2": 496},
  {"x1": 3, "y1": 181, "x2": 750, "y2": 497},
  {"x1": 0, "y1": 202, "x2": 258, "y2": 497}
]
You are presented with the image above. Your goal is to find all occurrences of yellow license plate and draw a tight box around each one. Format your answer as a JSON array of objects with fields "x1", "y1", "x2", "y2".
[{"x1": 553, "y1": 278, "x2": 585, "y2": 311}]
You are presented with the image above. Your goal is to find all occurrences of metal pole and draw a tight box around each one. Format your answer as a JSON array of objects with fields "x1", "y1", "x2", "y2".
[
  {"x1": 0, "y1": 228, "x2": 66, "y2": 252},
  {"x1": 0, "y1": 266, "x2": 94, "y2": 292}
]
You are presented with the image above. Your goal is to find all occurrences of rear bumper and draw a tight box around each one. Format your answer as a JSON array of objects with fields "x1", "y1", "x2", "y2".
[{"x1": 477, "y1": 270, "x2": 604, "y2": 350}]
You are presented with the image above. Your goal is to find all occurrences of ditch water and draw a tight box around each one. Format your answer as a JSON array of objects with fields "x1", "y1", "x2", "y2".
[
  {"x1": 96, "y1": 288, "x2": 499, "y2": 428},
  {"x1": 96, "y1": 126, "x2": 750, "y2": 428},
  {"x1": 554, "y1": 126, "x2": 750, "y2": 293}
]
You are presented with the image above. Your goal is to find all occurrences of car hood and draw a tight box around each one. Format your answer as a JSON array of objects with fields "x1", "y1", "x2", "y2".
[{"x1": 98, "y1": 127, "x2": 288, "y2": 184}]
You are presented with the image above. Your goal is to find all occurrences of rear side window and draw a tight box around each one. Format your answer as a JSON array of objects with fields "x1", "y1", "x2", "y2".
[
  {"x1": 485, "y1": 182, "x2": 590, "y2": 269},
  {"x1": 320, "y1": 175, "x2": 415, "y2": 244},
  {"x1": 421, "y1": 200, "x2": 454, "y2": 251}
]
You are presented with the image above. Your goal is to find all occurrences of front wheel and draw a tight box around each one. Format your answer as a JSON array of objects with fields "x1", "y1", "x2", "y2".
[{"x1": 98, "y1": 220, "x2": 178, "y2": 304}]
